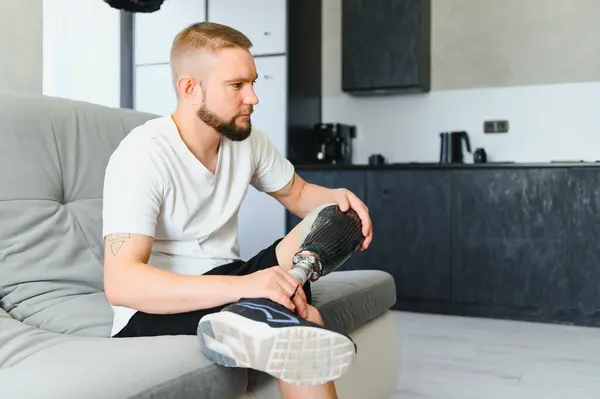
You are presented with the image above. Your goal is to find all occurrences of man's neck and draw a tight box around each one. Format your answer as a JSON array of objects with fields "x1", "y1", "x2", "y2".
[{"x1": 171, "y1": 109, "x2": 221, "y2": 164}]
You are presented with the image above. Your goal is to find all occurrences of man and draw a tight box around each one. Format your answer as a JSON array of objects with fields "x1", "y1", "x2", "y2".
[{"x1": 102, "y1": 21, "x2": 372, "y2": 399}]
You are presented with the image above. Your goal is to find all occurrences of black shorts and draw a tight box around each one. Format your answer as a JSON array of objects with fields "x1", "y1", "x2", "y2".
[{"x1": 113, "y1": 238, "x2": 312, "y2": 338}]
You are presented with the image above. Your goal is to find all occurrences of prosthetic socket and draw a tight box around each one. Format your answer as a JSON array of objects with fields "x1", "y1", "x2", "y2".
[{"x1": 289, "y1": 204, "x2": 365, "y2": 285}]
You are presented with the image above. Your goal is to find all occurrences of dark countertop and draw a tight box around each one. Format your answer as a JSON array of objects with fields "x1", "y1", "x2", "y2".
[{"x1": 293, "y1": 161, "x2": 600, "y2": 171}]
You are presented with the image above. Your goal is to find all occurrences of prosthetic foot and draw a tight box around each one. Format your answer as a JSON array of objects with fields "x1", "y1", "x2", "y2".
[{"x1": 197, "y1": 204, "x2": 365, "y2": 386}]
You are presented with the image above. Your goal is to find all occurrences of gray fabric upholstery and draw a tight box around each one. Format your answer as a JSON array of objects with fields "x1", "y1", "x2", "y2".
[
  {"x1": 313, "y1": 269, "x2": 396, "y2": 334},
  {"x1": 0, "y1": 315, "x2": 247, "y2": 399},
  {"x1": 0, "y1": 90, "x2": 156, "y2": 336},
  {"x1": 0, "y1": 270, "x2": 395, "y2": 399}
]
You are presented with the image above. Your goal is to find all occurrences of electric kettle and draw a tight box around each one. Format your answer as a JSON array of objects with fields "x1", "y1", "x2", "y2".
[{"x1": 439, "y1": 131, "x2": 472, "y2": 163}]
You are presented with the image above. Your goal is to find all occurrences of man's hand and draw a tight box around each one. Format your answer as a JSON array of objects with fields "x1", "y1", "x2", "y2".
[
  {"x1": 330, "y1": 188, "x2": 372, "y2": 251},
  {"x1": 234, "y1": 266, "x2": 309, "y2": 318},
  {"x1": 268, "y1": 173, "x2": 373, "y2": 250},
  {"x1": 290, "y1": 283, "x2": 309, "y2": 319}
]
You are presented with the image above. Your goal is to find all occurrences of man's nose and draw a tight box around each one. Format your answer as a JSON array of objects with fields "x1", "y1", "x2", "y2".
[{"x1": 245, "y1": 87, "x2": 259, "y2": 105}]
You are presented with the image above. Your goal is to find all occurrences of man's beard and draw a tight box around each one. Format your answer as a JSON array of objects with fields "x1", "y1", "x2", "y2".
[{"x1": 196, "y1": 104, "x2": 252, "y2": 142}]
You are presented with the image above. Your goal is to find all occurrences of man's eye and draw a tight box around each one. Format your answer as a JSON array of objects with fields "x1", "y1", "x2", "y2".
[{"x1": 232, "y1": 83, "x2": 242, "y2": 89}]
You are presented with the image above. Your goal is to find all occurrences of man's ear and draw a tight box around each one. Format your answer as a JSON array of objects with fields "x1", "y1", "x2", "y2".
[{"x1": 176, "y1": 76, "x2": 203, "y2": 104}]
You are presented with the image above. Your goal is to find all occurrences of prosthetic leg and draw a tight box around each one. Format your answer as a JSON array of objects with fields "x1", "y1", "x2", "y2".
[
  {"x1": 289, "y1": 203, "x2": 365, "y2": 285},
  {"x1": 198, "y1": 204, "x2": 365, "y2": 386}
]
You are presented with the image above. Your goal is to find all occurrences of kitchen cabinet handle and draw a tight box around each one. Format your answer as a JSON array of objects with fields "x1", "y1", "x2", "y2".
[{"x1": 263, "y1": 31, "x2": 271, "y2": 36}]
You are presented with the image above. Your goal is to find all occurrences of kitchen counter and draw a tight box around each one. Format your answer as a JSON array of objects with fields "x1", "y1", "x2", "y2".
[
  {"x1": 287, "y1": 162, "x2": 600, "y2": 328},
  {"x1": 294, "y1": 161, "x2": 600, "y2": 170}
]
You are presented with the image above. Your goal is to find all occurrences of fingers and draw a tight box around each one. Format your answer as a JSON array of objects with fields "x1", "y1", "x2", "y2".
[
  {"x1": 361, "y1": 232, "x2": 373, "y2": 251},
  {"x1": 292, "y1": 287, "x2": 308, "y2": 319},
  {"x1": 272, "y1": 266, "x2": 309, "y2": 318},
  {"x1": 278, "y1": 272, "x2": 309, "y2": 319},
  {"x1": 290, "y1": 284, "x2": 308, "y2": 316},
  {"x1": 295, "y1": 284, "x2": 308, "y2": 303},
  {"x1": 337, "y1": 192, "x2": 350, "y2": 212},
  {"x1": 292, "y1": 294, "x2": 308, "y2": 318},
  {"x1": 291, "y1": 284, "x2": 309, "y2": 318},
  {"x1": 352, "y1": 199, "x2": 371, "y2": 236},
  {"x1": 269, "y1": 291, "x2": 296, "y2": 312},
  {"x1": 275, "y1": 265, "x2": 303, "y2": 291},
  {"x1": 333, "y1": 188, "x2": 374, "y2": 251},
  {"x1": 345, "y1": 192, "x2": 373, "y2": 250},
  {"x1": 277, "y1": 278, "x2": 298, "y2": 298},
  {"x1": 272, "y1": 265, "x2": 301, "y2": 300}
]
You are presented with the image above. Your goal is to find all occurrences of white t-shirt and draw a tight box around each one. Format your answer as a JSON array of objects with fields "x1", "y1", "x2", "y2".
[{"x1": 102, "y1": 115, "x2": 294, "y2": 336}]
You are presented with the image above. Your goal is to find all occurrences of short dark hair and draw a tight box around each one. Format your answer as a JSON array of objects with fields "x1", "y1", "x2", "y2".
[{"x1": 171, "y1": 21, "x2": 253, "y2": 59}]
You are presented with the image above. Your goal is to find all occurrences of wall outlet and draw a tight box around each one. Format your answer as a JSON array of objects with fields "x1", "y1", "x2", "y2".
[{"x1": 484, "y1": 120, "x2": 509, "y2": 133}]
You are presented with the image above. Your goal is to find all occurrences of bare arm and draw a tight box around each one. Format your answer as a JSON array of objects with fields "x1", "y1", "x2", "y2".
[
  {"x1": 268, "y1": 173, "x2": 334, "y2": 218},
  {"x1": 269, "y1": 173, "x2": 373, "y2": 250},
  {"x1": 103, "y1": 233, "x2": 241, "y2": 314}
]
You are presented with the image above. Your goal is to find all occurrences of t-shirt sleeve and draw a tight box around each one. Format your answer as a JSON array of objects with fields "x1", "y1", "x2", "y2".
[
  {"x1": 102, "y1": 140, "x2": 164, "y2": 238},
  {"x1": 250, "y1": 128, "x2": 295, "y2": 193}
]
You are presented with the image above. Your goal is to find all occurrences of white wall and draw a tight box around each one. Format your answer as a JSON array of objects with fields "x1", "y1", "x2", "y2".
[
  {"x1": 42, "y1": 0, "x2": 122, "y2": 108},
  {"x1": 323, "y1": 82, "x2": 600, "y2": 164},
  {"x1": 322, "y1": 0, "x2": 600, "y2": 164},
  {"x1": 0, "y1": 0, "x2": 42, "y2": 93}
]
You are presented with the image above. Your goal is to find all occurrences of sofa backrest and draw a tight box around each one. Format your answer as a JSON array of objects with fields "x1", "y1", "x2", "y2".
[{"x1": 0, "y1": 90, "x2": 157, "y2": 337}]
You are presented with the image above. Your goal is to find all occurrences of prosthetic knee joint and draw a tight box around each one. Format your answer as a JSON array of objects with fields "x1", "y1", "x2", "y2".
[{"x1": 288, "y1": 204, "x2": 365, "y2": 285}]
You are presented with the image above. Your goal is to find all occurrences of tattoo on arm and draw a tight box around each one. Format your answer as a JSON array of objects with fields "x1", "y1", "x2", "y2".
[{"x1": 107, "y1": 233, "x2": 131, "y2": 256}]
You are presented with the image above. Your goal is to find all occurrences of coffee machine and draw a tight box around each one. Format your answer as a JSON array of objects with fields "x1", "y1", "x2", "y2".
[{"x1": 312, "y1": 123, "x2": 356, "y2": 164}]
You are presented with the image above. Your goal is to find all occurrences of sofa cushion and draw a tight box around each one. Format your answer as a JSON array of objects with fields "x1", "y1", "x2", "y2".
[
  {"x1": 0, "y1": 90, "x2": 156, "y2": 336},
  {"x1": 0, "y1": 269, "x2": 396, "y2": 399},
  {"x1": 312, "y1": 269, "x2": 397, "y2": 334},
  {"x1": 0, "y1": 317, "x2": 247, "y2": 399}
]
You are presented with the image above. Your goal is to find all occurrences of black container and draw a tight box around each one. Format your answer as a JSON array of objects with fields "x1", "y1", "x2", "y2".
[
  {"x1": 440, "y1": 131, "x2": 472, "y2": 163},
  {"x1": 473, "y1": 148, "x2": 487, "y2": 163},
  {"x1": 369, "y1": 153, "x2": 386, "y2": 166}
]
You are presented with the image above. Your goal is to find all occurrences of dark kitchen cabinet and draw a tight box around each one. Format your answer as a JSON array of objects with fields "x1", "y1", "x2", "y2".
[
  {"x1": 365, "y1": 170, "x2": 452, "y2": 303},
  {"x1": 290, "y1": 165, "x2": 600, "y2": 328},
  {"x1": 341, "y1": 0, "x2": 431, "y2": 95},
  {"x1": 286, "y1": 170, "x2": 368, "y2": 272},
  {"x1": 565, "y1": 169, "x2": 600, "y2": 325},
  {"x1": 450, "y1": 169, "x2": 570, "y2": 316}
]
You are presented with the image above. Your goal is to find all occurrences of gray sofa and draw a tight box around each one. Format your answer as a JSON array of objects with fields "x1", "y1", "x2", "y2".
[{"x1": 0, "y1": 90, "x2": 401, "y2": 398}]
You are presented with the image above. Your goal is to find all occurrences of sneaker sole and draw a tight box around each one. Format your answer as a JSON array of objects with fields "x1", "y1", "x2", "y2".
[{"x1": 197, "y1": 310, "x2": 356, "y2": 386}]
